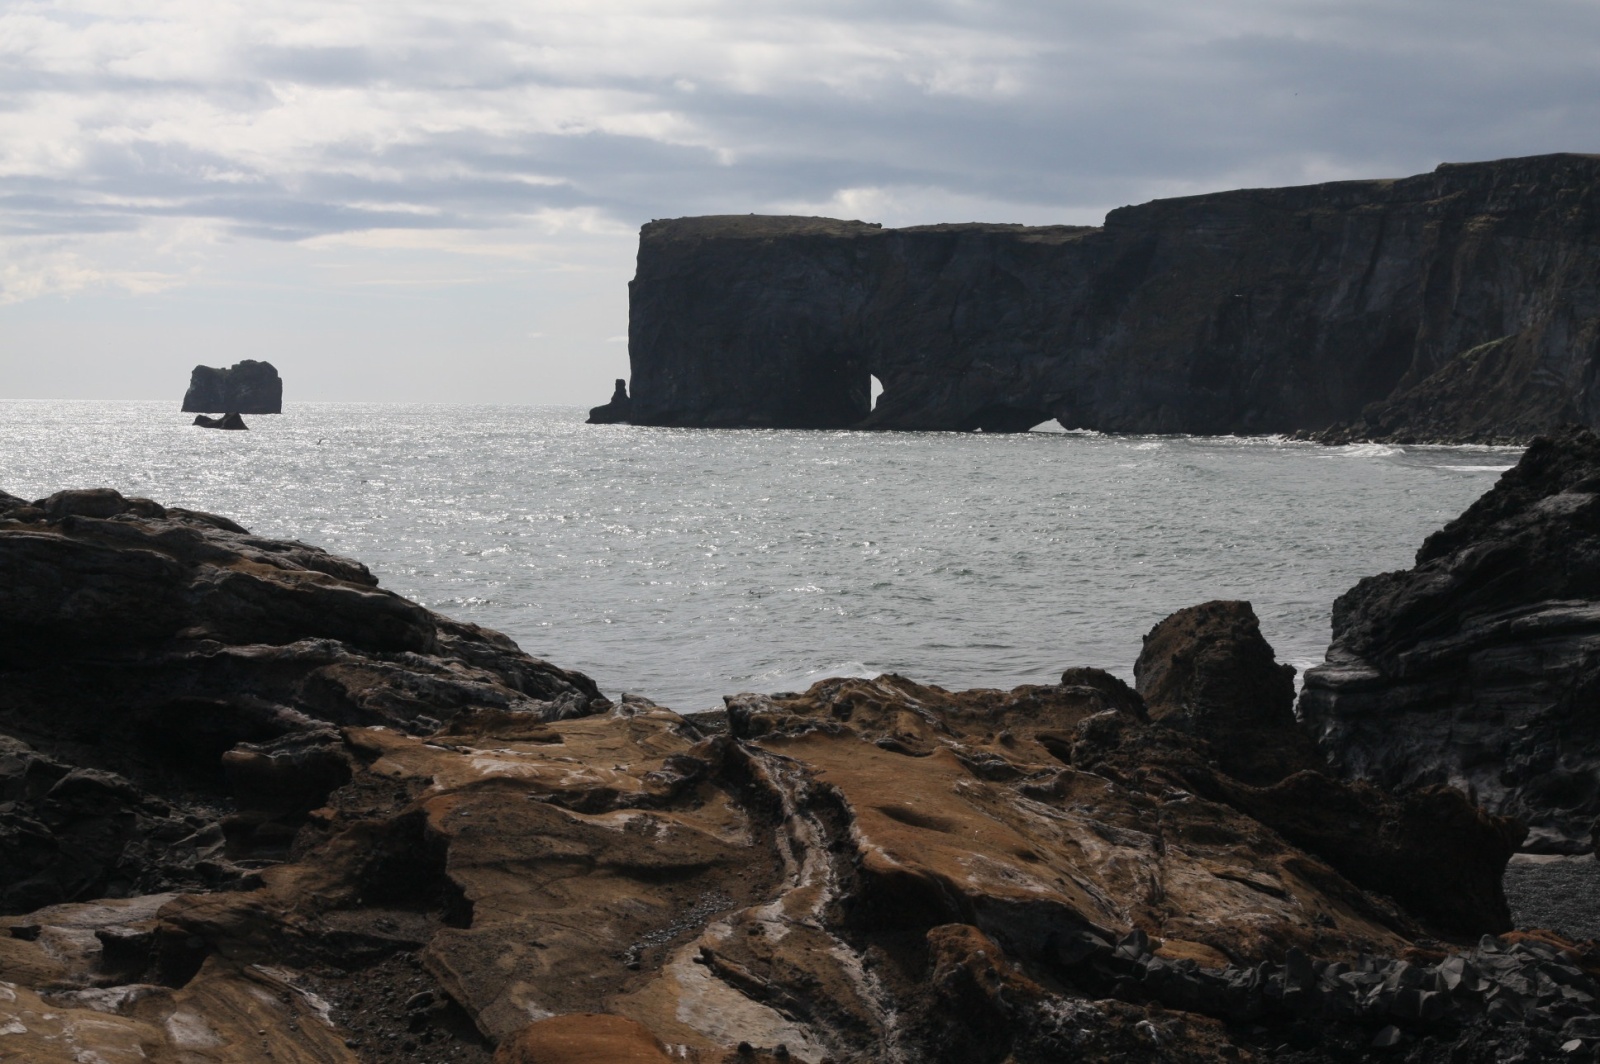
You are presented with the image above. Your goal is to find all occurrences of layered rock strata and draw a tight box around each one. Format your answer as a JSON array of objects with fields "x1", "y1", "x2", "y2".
[
  {"x1": 182, "y1": 359, "x2": 283, "y2": 415},
  {"x1": 0, "y1": 487, "x2": 1590, "y2": 1062},
  {"x1": 1301, "y1": 428, "x2": 1600, "y2": 854},
  {"x1": 618, "y1": 154, "x2": 1600, "y2": 438}
]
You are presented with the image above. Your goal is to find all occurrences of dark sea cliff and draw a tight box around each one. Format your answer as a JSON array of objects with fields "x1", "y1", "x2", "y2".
[{"x1": 617, "y1": 153, "x2": 1600, "y2": 443}]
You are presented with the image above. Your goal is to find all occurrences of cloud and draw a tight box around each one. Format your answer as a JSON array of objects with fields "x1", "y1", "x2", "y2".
[
  {"x1": 0, "y1": 236, "x2": 183, "y2": 304},
  {"x1": 0, "y1": 0, "x2": 1597, "y2": 308}
]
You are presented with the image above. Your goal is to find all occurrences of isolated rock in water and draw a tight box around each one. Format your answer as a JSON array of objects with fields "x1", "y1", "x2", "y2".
[
  {"x1": 1301, "y1": 427, "x2": 1600, "y2": 854},
  {"x1": 623, "y1": 154, "x2": 1600, "y2": 439},
  {"x1": 192, "y1": 412, "x2": 248, "y2": 429},
  {"x1": 182, "y1": 359, "x2": 283, "y2": 414},
  {"x1": 587, "y1": 377, "x2": 633, "y2": 424}
]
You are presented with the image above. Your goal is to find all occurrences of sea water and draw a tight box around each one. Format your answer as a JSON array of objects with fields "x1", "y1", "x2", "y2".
[{"x1": 0, "y1": 401, "x2": 1520, "y2": 711}]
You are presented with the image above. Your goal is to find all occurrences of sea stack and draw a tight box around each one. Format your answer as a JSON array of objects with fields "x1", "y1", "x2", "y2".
[
  {"x1": 183, "y1": 360, "x2": 282, "y2": 429},
  {"x1": 586, "y1": 378, "x2": 633, "y2": 423}
]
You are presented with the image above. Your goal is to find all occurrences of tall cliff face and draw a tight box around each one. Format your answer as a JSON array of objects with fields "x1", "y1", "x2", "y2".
[{"x1": 624, "y1": 154, "x2": 1600, "y2": 436}]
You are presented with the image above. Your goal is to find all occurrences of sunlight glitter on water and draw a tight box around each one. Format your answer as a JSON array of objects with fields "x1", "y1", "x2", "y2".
[{"x1": 0, "y1": 401, "x2": 1522, "y2": 711}]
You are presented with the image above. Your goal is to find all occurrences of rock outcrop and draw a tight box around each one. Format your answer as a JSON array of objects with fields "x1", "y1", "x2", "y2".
[
  {"x1": 1134, "y1": 600, "x2": 1319, "y2": 786},
  {"x1": 587, "y1": 378, "x2": 633, "y2": 424},
  {"x1": 182, "y1": 360, "x2": 283, "y2": 415},
  {"x1": 0, "y1": 488, "x2": 1588, "y2": 1062},
  {"x1": 616, "y1": 154, "x2": 1600, "y2": 438},
  {"x1": 1302, "y1": 428, "x2": 1600, "y2": 854},
  {"x1": 0, "y1": 487, "x2": 603, "y2": 915}
]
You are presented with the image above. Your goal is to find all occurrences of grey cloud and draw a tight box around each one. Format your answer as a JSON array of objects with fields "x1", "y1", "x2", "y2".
[{"x1": 2, "y1": 0, "x2": 1598, "y2": 248}]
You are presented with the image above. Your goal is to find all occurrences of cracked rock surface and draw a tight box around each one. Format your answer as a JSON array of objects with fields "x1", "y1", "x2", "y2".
[{"x1": 0, "y1": 485, "x2": 1596, "y2": 1062}]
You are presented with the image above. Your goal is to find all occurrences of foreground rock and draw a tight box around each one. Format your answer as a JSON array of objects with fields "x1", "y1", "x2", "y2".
[
  {"x1": 0, "y1": 488, "x2": 1588, "y2": 1062},
  {"x1": 0, "y1": 487, "x2": 603, "y2": 913},
  {"x1": 1301, "y1": 428, "x2": 1600, "y2": 854},
  {"x1": 617, "y1": 153, "x2": 1600, "y2": 439},
  {"x1": 182, "y1": 359, "x2": 283, "y2": 415}
]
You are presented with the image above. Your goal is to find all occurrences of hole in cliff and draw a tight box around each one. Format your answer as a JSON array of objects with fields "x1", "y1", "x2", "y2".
[
  {"x1": 869, "y1": 375, "x2": 884, "y2": 411},
  {"x1": 1029, "y1": 419, "x2": 1066, "y2": 433}
]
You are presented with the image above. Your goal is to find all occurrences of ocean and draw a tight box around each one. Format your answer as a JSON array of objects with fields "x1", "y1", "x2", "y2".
[{"x1": 0, "y1": 401, "x2": 1520, "y2": 712}]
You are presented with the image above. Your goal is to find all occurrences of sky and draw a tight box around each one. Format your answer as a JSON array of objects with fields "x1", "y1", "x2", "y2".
[{"x1": 2, "y1": 0, "x2": 1598, "y2": 405}]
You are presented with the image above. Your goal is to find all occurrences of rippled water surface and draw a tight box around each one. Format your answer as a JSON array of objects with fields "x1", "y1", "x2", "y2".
[{"x1": 1, "y1": 402, "x2": 1522, "y2": 710}]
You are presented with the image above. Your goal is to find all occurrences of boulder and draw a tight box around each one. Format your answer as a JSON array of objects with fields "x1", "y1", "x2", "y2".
[
  {"x1": 182, "y1": 360, "x2": 283, "y2": 414},
  {"x1": 1134, "y1": 599, "x2": 1318, "y2": 785},
  {"x1": 1300, "y1": 428, "x2": 1600, "y2": 853}
]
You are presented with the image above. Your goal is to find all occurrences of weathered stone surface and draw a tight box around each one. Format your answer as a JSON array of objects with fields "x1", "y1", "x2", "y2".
[
  {"x1": 1300, "y1": 428, "x2": 1600, "y2": 854},
  {"x1": 93, "y1": 669, "x2": 1566, "y2": 1062},
  {"x1": 492, "y1": 1013, "x2": 681, "y2": 1063},
  {"x1": 182, "y1": 359, "x2": 283, "y2": 415},
  {"x1": 0, "y1": 489, "x2": 1589, "y2": 1063},
  {"x1": 0, "y1": 486, "x2": 606, "y2": 914},
  {"x1": 618, "y1": 154, "x2": 1600, "y2": 440}
]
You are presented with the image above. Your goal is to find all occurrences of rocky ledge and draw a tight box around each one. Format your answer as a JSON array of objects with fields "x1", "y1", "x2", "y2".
[
  {"x1": 0, "y1": 479, "x2": 1596, "y2": 1062},
  {"x1": 1302, "y1": 427, "x2": 1600, "y2": 856}
]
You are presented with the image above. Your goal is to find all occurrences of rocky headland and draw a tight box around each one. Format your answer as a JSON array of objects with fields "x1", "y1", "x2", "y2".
[
  {"x1": 613, "y1": 153, "x2": 1600, "y2": 440},
  {"x1": 2, "y1": 434, "x2": 1599, "y2": 1062},
  {"x1": 183, "y1": 360, "x2": 283, "y2": 422}
]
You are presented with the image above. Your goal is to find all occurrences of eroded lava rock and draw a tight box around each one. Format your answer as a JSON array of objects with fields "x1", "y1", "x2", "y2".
[
  {"x1": 1134, "y1": 599, "x2": 1318, "y2": 785},
  {"x1": 0, "y1": 486, "x2": 604, "y2": 915},
  {"x1": 1301, "y1": 427, "x2": 1600, "y2": 855},
  {"x1": 0, "y1": 487, "x2": 1591, "y2": 1063}
]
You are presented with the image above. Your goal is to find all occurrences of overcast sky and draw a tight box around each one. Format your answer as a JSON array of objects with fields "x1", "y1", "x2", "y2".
[{"x1": 2, "y1": 0, "x2": 1597, "y2": 405}]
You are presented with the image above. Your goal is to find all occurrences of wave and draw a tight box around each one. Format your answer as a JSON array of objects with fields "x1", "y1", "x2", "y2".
[{"x1": 1330, "y1": 443, "x2": 1400, "y2": 458}]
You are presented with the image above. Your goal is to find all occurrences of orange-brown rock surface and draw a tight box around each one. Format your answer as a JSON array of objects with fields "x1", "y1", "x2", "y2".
[{"x1": 2, "y1": 488, "x2": 1596, "y2": 1063}]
